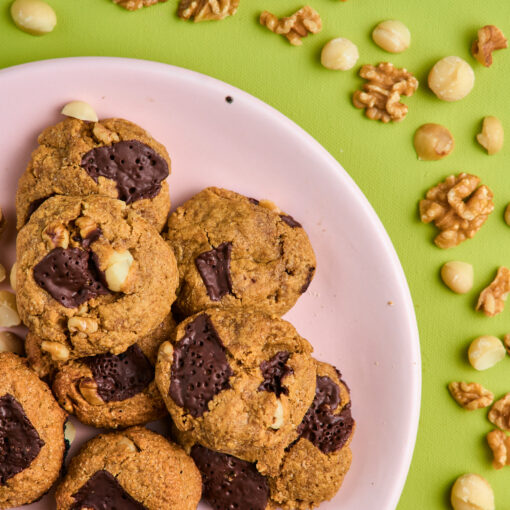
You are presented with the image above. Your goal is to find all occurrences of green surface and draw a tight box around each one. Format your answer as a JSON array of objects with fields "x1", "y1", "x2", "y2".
[{"x1": 1, "y1": 0, "x2": 510, "y2": 508}]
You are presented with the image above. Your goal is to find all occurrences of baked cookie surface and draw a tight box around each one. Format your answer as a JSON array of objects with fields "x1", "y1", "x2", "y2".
[
  {"x1": 156, "y1": 308, "x2": 316, "y2": 475},
  {"x1": 17, "y1": 195, "x2": 178, "y2": 358},
  {"x1": 0, "y1": 353, "x2": 67, "y2": 509},
  {"x1": 165, "y1": 187, "x2": 316, "y2": 317},
  {"x1": 55, "y1": 427, "x2": 201, "y2": 510},
  {"x1": 16, "y1": 118, "x2": 171, "y2": 232}
]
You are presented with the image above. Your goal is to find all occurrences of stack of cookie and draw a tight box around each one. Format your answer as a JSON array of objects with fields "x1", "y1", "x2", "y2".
[{"x1": 1, "y1": 115, "x2": 354, "y2": 510}]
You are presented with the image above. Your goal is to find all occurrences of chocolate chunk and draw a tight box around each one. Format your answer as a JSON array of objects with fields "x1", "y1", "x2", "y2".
[
  {"x1": 81, "y1": 228, "x2": 102, "y2": 249},
  {"x1": 300, "y1": 266, "x2": 315, "y2": 294},
  {"x1": 71, "y1": 470, "x2": 147, "y2": 510},
  {"x1": 247, "y1": 197, "x2": 260, "y2": 205},
  {"x1": 297, "y1": 376, "x2": 354, "y2": 454},
  {"x1": 27, "y1": 195, "x2": 54, "y2": 219},
  {"x1": 80, "y1": 140, "x2": 169, "y2": 205},
  {"x1": 195, "y1": 242, "x2": 233, "y2": 301},
  {"x1": 0, "y1": 393, "x2": 45, "y2": 485},
  {"x1": 190, "y1": 445, "x2": 269, "y2": 510},
  {"x1": 80, "y1": 345, "x2": 153, "y2": 403},
  {"x1": 169, "y1": 314, "x2": 232, "y2": 418},
  {"x1": 280, "y1": 214, "x2": 302, "y2": 228},
  {"x1": 258, "y1": 351, "x2": 294, "y2": 398},
  {"x1": 33, "y1": 248, "x2": 110, "y2": 308}
]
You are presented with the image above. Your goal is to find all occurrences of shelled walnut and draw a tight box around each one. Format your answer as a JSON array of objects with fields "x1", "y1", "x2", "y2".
[
  {"x1": 113, "y1": 0, "x2": 166, "y2": 10},
  {"x1": 352, "y1": 62, "x2": 418, "y2": 123},
  {"x1": 489, "y1": 393, "x2": 510, "y2": 430},
  {"x1": 477, "y1": 267, "x2": 510, "y2": 317},
  {"x1": 448, "y1": 382, "x2": 494, "y2": 410},
  {"x1": 472, "y1": 25, "x2": 508, "y2": 67},
  {"x1": 419, "y1": 173, "x2": 494, "y2": 249},
  {"x1": 179, "y1": 0, "x2": 239, "y2": 21},
  {"x1": 260, "y1": 6, "x2": 322, "y2": 46},
  {"x1": 487, "y1": 430, "x2": 510, "y2": 469}
]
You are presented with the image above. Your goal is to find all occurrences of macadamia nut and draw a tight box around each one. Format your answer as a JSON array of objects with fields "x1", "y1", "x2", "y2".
[
  {"x1": 441, "y1": 261, "x2": 473, "y2": 294},
  {"x1": 468, "y1": 336, "x2": 506, "y2": 371},
  {"x1": 61, "y1": 101, "x2": 99, "y2": 123},
  {"x1": 372, "y1": 20, "x2": 411, "y2": 53},
  {"x1": 0, "y1": 264, "x2": 6, "y2": 283},
  {"x1": 414, "y1": 123, "x2": 454, "y2": 160},
  {"x1": 9, "y1": 263, "x2": 16, "y2": 291},
  {"x1": 10, "y1": 0, "x2": 57, "y2": 36},
  {"x1": 0, "y1": 331, "x2": 24, "y2": 355},
  {"x1": 477, "y1": 116, "x2": 504, "y2": 155},
  {"x1": 0, "y1": 291, "x2": 21, "y2": 327},
  {"x1": 451, "y1": 473, "x2": 495, "y2": 510},
  {"x1": 105, "y1": 250, "x2": 134, "y2": 292},
  {"x1": 321, "y1": 38, "x2": 359, "y2": 71},
  {"x1": 64, "y1": 420, "x2": 76, "y2": 446},
  {"x1": 428, "y1": 56, "x2": 475, "y2": 102}
]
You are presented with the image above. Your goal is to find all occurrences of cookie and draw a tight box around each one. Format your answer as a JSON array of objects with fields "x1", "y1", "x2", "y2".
[
  {"x1": 155, "y1": 308, "x2": 316, "y2": 475},
  {"x1": 165, "y1": 187, "x2": 316, "y2": 317},
  {"x1": 16, "y1": 195, "x2": 178, "y2": 358},
  {"x1": 0, "y1": 353, "x2": 67, "y2": 509},
  {"x1": 16, "y1": 118, "x2": 171, "y2": 232},
  {"x1": 55, "y1": 427, "x2": 202, "y2": 510},
  {"x1": 26, "y1": 314, "x2": 175, "y2": 429}
]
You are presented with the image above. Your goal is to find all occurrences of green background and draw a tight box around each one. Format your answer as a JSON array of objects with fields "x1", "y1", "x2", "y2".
[{"x1": 1, "y1": 0, "x2": 510, "y2": 507}]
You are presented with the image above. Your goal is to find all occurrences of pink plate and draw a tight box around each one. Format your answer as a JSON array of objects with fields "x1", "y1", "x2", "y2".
[{"x1": 0, "y1": 57, "x2": 420, "y2": 510}]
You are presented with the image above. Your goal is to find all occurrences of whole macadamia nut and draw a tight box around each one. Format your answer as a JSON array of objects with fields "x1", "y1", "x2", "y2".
[{"x1": 428, "y1": 56, "x2": 475, "y2": 101}]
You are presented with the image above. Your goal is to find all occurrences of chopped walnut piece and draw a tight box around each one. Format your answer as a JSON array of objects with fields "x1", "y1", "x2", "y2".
[
  {"x1": 476, "y1": 267, "x2": 510, "y2": 317},
  {"x1": 92, "y1": 123, "x2": 120, "y2": 145},
  {"x1": 260, "y1": 6, "x2": 322, "y2": 46},
  {"x1": 448, "y1": 382, "x2": 494, "y2": 410},
  {"x1": 178, "y1": 0, "x2": 239, "y2": 21},
  {"x1": 352, "y1": 63, "x2": 418, "y2": 123},
  {"x1": 489, "y1": 393, "x2": 510, "y2": 430},
  {"x1": 113, "y1": 0, "x2": 167, "y2": 10},
  {"x1": 419, "y1": 173, "x2": 494, "y2": 249},
  {"x1": 472, "y1": 25, "x2": 508, "y2": 67},
  {"x1": 487, "y1": 429, "x2": 510, "y2": 469}
]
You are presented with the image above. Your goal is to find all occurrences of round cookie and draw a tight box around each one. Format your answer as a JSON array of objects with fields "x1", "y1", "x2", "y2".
[
  {"x1": 55, "y1": 427, "x2": 202, "y2": 510},
  {"x1": 26, "y1": 314, "x2": 175, "y2": 429},
  {"x1": 0, "y1": 353, "x2": 67, "y2": 509},
  {"x1": 165, "y1": 187, "x2": 316, "y2": 317},
  {"x1": 16, "y1": 117, "x2": 171, "y2": 232},
  {"x1": 16, "y1": 195, "x2": 178, "y2": 358},
  {"x1": 155, "y1": 308, "x2": 316, "y2": 475}
]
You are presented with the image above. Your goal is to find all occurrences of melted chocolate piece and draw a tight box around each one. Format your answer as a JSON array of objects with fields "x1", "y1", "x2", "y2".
[
  {"x1": 27, "y1": 195, "x2": 54, "y2": 219},
  {"x1": 71, "y1": 470, "x2": 147, "y2": 510},
  {"x1": 169, "y1": 314, "x2": 232, "y2": 418},
  {"x1": 81, "y1": 228, "x2": 102, "y2": 249},
  {"x1": 257, "y1": 351, "x2": 293, "y2": 398},
  {"x1": 191, "y1": 445, "x2": 269, "y2": 510},
  {"x1": 81, "y1": 345, "x2": 153, "y2": 403},
  {"x1": 247, "y1": 197, "x2": 259, "y2": 205},
  {"x1": 0, "y1": 393, "x2": 45, "y2": 485},
  {"x1": 300, "y1": 266, "x2": 315, "y2": 294},
  {"x1": 280, "y1": 214, "x2": 302, "y2": 229},
  {"x1": 297, "y1": 376, "x2": 354, "y2": 454},
  {"x1": 195, "y1": 242, "x2": 233, "y2": 301},
  {"x1": 33, "y1": 247, "x2": 110, "y2": 308},
  {"x1": 80, "y1": 140, "x2": 169, "y2": 205}
]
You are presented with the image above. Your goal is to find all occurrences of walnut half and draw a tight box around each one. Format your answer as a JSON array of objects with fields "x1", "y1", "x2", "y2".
[
  {"x1": 448, "y1": 382, "x2": 494, "y2": 410},
  {"x1": 477, "y1": 267, "x2": 510, "y2": 317},
  {"x1": 472, "y1": 25, "x2": 508, "y2": 67},
  {"x1": 487, "y1": 429, "x2": 510, "y2": 469},
  {"x1": 178, "y1": 0, "x2": 239, "y2": 22}
]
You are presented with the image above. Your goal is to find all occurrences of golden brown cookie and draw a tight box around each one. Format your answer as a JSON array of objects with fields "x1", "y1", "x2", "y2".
[
  {"x1": 16, "y1": 195, "x2": 178, "y2": 358},
  {"x1": 155, "y1": 308, "x2": 316, "y2": 475},
  {"x1": 55, "y1": 427, "x2": 202, "y2": 510},
  {"x1": 0, "y1": 353, "x2": 67, "y2": 509},
  {"x1": 16, "y1": 118, "x2": 171, "y2": 232},
  {"x1": 165, "y1": 187, "x2": 316, "y2": 317}
]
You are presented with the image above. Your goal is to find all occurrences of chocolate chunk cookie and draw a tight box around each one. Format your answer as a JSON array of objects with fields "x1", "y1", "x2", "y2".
[
  {"x1": 165, "y1": 187, "x2": 316, "y2": 317},
  {"x1": 16, "y1": 118, "x2": 171, "y2": 231},
  {"x1": 55, "y1": 427, "x2": 201, "y2": 510},
  {"x1": 0, "y1": 353, "x2": 67, "y2": 509},
  {"x1": 155, "y1": 308, "x2": 316, "y2": 475},
  {"x1": 16, "y1": 195, "x2": 178, "y2": 358}
]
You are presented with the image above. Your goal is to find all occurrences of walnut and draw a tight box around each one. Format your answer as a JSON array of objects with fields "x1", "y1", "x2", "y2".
[
  {"x1": 42, "y1": 221, "x2": 69, "y2": 250},
  {"x1": 260, "y1": 6, "x2": 322, "y2": 46},
  {"x1": 476, "y1": 267, "x2": 510, "y2": 317},
  {"x1": 178, "y1": 0, "x2": 239, "y2": 22},
  {"x1": 489, "y1": 393, "x2": 510, "y2": 430},
  {"x1": 419, "y1": 173, "x2": 494, "y2": 249},
  {"x1": 352, "y1": 63, "x2": 418, "y2": 123},
  {"x1": 92, "y1": 123, "x2": 120, "y2": 145},
  {"x1": 448, "y1": 382, "x2": 494, "y2": 410},
  {"x1": 78, "y1": 378, "x2": 104, "y2": 405},
  {"x1": 487, "y1": 430, "x2": 510, "y2": 469},
  {"x1": 112, "y1": 0, "x2": 167, "y2": 11},
  {"x1": 74, "y1": 216, "x2": 99, "y2": 240},
  {"x1": 472, "y1": 25, "x2": 507, "y2": 67}
]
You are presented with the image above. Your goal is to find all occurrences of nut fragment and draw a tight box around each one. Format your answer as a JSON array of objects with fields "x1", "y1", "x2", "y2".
[
  {"x1": 92, "y1": 123, "x2": 120, "y2": 145},
  {"x1": 9, "y1": 263, "x2": 16, "y2": 292},
  {"x1": 468, "y1": 336, "x2": 506, "y2": 371},
  {"x1": 419, "y1": 173, "x2": 494, "y2": 249},
  {"x1": 0, "y1": 332, "x2": 25, "y2": 356},
  {"x1": 159, "y1": 341, "x2": 174, "y2": 359},
  {"x1": 112, "y1": 0, "x2": 166, "y2": 11},
  {"x1": 503, "y1": 334, "x2": 510, "y2": 355},
  {"x1": 64, "y1": 420, "x2": 76, "y2": 446},
  {"x1": 472, "y1": 25, "x2": 507, "y2": 67},
  {"x1": 487, "y1": 429, "x2": 510, "y2": 469},
  {"x1": 0, "y1": 264, "x2": 6, "y2": 283},
  {"x1": 0, "y1": 291, "x2": 21, "y2": 327},
  {"x1": 352, "y1": 62, "x2": 418, "y2": 123},
  {"x1": 489, "y1": 393, "x2": 510, "y2": 431},
  {"x1": 440, "y1": 261, "x2": 473, "y2": 294},
  {"x1": 260, "y1": 6, "x2": 322, "y2": 46},
  {"x1": 476, "y1": 116, "x2": 504, "y2": 155},
  {"x1": 448, "y1": 382, "x2": 494, "y2": 410},
  {"x1": 178, "y1": 0, "x2": 239, "y2": 22},
  {"x1": 42, "y1": 221, "x2": 69, "y2": 250},
  {"x1": 68, "y1": 317, "x2": 98, "y2": 335},
  {"x1": 270, "y1": 399, "x2": 284, "y2": 430},
  {"x1": 372, "y1": 20, "x2": 411, "y2": 53},
  {"x1": 118, "y1": 436, "x2": 137, "y2": 452},
  {"x1": 258, "y1": 199, "x2": 281, "y2": 214},
  {"x1": 450, "y1": 473, "x2": 495, "y2": 510},
  {"x1": 413, "y1": 124, "x2": 454, "y2": 161},
  {"x1": 105, "y1": 250, "x2": 134, "y2": 292},
  {"x1": 477, "y1": 267, "x2": 510, "y2": 317},
  {"x1": 78, "y1": 378, "x2": 104, "y2": 405},
  {"x1": 61, "y1": 101, "x2": 98, "y2": 123},
  {"x1": 41, "y1": 340, "x2": 70, "y2": 361},
  {"x1": 10, "y1": 0, "x2": 57, "y2": 35},
  {"x1": 321, "y1": 38, "x2": 359, "y2": 71},
  {"x1": 74, "y1": 216, "x2": 99, "y2": 240},
  {"x1": 428, "y1": 56, "x2": 475, "y2": 102}
]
